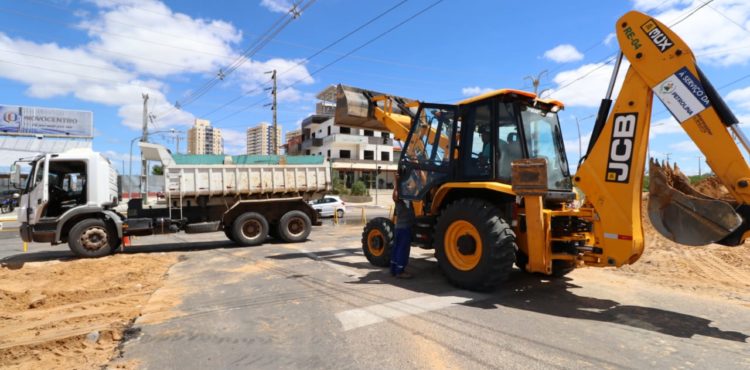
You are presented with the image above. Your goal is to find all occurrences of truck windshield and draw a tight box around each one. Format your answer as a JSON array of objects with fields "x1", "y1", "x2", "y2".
[{"x1": 520, "y1": 105, "x2": 571, "y2": 191}]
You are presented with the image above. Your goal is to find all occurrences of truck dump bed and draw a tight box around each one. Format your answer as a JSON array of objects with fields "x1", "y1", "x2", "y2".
[{"x1": 139, "y1": 143, "x2": 330, "y2": 198}]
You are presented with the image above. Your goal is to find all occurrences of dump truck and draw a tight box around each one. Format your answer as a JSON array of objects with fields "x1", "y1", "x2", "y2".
[
  {"x1": 337, "y1": 10, "x2": 750, "y2": 290},
  {"x1": 10, "y1": 142, "x2": 330, "y2": 257}
]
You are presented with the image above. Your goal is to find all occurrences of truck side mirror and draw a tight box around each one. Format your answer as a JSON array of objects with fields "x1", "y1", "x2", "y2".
[{"x1": 9, "y1": 164, "x2": 21, "y2": 188}]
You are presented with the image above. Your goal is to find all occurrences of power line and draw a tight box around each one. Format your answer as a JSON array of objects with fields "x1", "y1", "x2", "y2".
[
  {"x1": 200, "y1": 0, "x2": 410, "y2": 120},
  {"x1": 154, "y1": 0, "x2": 314, "y2": 120},
  {"x1": 213, "y1": 0, "x2": 445, "y2": 125}
]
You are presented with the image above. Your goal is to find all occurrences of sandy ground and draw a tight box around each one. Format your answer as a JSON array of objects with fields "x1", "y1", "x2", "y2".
[
  {"x1": 1, "y1": 190, "x2": 749, "y2": 368},
  {"x1": 611, "y1": 195, "x2": 750, "y2": 304},
  {"x1": 0, "y1": 253, "x2": 177, "y2": 369}
]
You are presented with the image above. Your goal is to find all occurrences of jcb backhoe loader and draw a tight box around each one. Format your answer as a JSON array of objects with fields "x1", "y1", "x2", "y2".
[{"x1": 335, "y1": 10, "x2": 750, "y2": 290}]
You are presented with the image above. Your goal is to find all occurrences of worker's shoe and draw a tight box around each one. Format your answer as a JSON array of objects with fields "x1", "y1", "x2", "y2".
[{"x1": 394, "y1": 271, "x2": 413, "y2": 279}]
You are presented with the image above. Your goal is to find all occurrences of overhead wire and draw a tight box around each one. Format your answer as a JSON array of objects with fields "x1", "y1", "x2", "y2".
[
  {"x1": 213, "y1": 0, "x2": 445, "y2": 125},
  {"x1": 199, "y1": 0, "x2": 410, "y2": 120}
]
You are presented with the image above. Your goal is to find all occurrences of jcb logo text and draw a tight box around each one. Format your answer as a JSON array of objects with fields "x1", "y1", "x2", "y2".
[{"x1": 606, "y1": 113, "x2": 638, "y2": 183}]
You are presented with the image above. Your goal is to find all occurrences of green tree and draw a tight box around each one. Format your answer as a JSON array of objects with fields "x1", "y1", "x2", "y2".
[{"x1": 152, "y1": 165, "x2": 164, "y2": 175}]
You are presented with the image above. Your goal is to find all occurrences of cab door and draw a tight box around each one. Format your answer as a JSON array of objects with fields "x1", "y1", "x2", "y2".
[
  {"x1": 25, "y1": 156, "x2": 49, "y2": 225},
  {"x1": 397, "y1": 103, "x2": 458, "y2": 201}
]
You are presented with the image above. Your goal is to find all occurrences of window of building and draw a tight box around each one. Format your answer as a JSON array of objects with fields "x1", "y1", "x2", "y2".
[
  {"x1": 327, "y1": 126, "x2": 331, "y2": 135},
  {"x1": 327, "y1": 150, "x2": 330, "y2": 158},
  {"x1": 339, "y1": 150, "x2": 351, "y2": 159},
  {"x1": 364, "y1": 150, "x2": 374, "y2": 160},
  {"x1": 381, "y1": 152, "x2": 390, "y2": 161},
  {"x1": 340, "y1": 127, "x2": 351, "y2": 134},
  {"x1": 364, "y1": 130, "x2": 374, "y2": 137}
]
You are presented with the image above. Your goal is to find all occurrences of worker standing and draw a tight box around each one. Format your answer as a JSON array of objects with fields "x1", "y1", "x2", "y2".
[{"x1": 391, "y1": 184, "x2": 415, "y2": 279}]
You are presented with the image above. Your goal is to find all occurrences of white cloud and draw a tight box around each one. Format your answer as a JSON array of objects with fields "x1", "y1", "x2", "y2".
[
  {"x1": 650, "y1": 116, "x2": 683, "y2": 136},
  {"x1": 0, "y1": 0, "x2": 314, "y2": 134},
  {"x1": 546, "y1": 60, "x2": 629, "y2": 108},
  {"x1": 543, "y1": 44, "x2": 584, "y2": 63},
  {"x1": 260, "y1": 0, "x2": 293, "y2": 13},
  {"x1": 221, "y1": 128, "x2": 247, "y2": 154},
  {"x1": 649, "y1": 1, "x2": 750, "y2": 66},
  {"x1": 461, "y1": 86, "x2": 494, "y2": 96},
  {"x1": 632, "y1": 0, "x2": 689, "y2": 11},
  {"x1": 670, "y1": 140, "x2": 699, "y2": 152},
  {"x1": 79, "y1": 0, "x2": 242, "y2": 77},
  {"x1": 726, "y1": 85, "x2": 750, "y2": 111},
  {"x1": 603, "y1": 33, "x2": 616, "y2": 46}
]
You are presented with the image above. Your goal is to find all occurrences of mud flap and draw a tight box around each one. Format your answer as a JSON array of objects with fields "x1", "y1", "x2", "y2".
[{"x1": 648, "y1": 159, "x2": 743, "y2": 246}]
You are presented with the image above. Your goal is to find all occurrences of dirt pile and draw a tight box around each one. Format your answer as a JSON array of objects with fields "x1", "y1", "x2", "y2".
[
  {"x1": 612, "y1": 195, "x2": 750, "y2": 303},
  {"x1": 0, "y1": 253, "x2": 177, "y2": 369},
  {"x1": 692, "y1": 176, "x2": 733, "y2": 200}
]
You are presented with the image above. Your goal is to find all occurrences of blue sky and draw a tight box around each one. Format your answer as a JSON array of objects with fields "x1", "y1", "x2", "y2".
[{"x1": 1, "y1": 0, "x2": 749, "y2": 175}]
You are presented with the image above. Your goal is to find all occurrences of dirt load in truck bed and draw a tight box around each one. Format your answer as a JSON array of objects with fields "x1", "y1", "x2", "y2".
[{"x1": 0, "y1": 253, "x2": 178, "y2": 369}]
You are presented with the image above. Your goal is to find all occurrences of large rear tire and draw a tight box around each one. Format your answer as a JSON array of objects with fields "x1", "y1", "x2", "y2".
[
  {"x1": 68, "y1": 219, "x2": 117, "y2": 258},
  {"x1": 232, "y1": 212, "x2": 269, "y2": 246},
  {"x1": 361, "y1": 217, "x2": 394, "y2": 267},
  {"x1": 277, "y1": 210, "x2": 312, "y2": 243},
  {"x1": 434, "y1": 198, "x2": 517, "y2": 291}
]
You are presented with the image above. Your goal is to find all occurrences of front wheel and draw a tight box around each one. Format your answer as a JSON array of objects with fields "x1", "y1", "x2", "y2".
[
  {"x1": 68, "y1": 219, "x2": 117, "y2": 258},
  {"x1": 361, "y1": 217, "x2": 394, "y2": 267},
  {"x1": 434, "y1": 198, "x2": 517, "y2": 291}
]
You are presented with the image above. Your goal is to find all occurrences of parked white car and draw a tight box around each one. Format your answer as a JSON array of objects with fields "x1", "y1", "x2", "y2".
[{"x1": 309, "y1": 195, "x2": 346, "y2": 218}]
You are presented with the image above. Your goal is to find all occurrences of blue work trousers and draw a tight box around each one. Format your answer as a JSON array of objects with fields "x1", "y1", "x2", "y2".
[{"x1": 390, "y1": 227, "x2": 412, "y2": 275}]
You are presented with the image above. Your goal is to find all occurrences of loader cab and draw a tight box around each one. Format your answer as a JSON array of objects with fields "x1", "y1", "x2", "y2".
[{"x1": 397, "y1": 91, "x2": 572, "y2": 202}]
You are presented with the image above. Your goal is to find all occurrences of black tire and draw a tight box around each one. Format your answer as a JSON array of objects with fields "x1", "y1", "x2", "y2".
[
  {"x1": 68, "y1": 218, "x2": 117, "y2": 258},
  {"x1": 361, "y1": 217, "x2": 394, "y2": 267},
  {"x1": 277, "y1": 210, "x2": 312, "y2": 243},
  {"x1": 434, "y1": 198, "x2": 517, "y2": 291},
  {"x1": 515, "y1": 250, "x2": 575, "y2": 277},
  {"x1": 224, "y1": 226, "x2": 236, "y2": 242},
  {"x1": 232, "y1": 212, "x2": 269, "y2": 246}
]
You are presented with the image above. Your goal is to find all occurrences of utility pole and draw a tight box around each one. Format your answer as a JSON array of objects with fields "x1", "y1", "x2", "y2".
[
  {"x1": 665, "y1": 152, "x2": 672, "y2": 163},
  {"x1": 140, "y1": 93, "x2": 149, "y2": 203},
  {"x1": 266, "y1": 70, "x2": 278, "y2": 155},
  {"x1": 171, "y1": 128, "x2": 181, "y2": 154},
  {"x1": 698, "y1": 156, "x2": 702, "y2": 176}
]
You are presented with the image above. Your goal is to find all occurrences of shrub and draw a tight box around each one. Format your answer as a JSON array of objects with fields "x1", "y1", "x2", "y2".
[{"x1": 351, "y1": 180, "x2": 367, "y2": 196}]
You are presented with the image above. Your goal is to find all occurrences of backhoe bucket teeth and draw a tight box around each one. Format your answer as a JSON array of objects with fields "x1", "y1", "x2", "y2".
[
  {"x1": 334, "y1": 84, "x2": 415, "y2": 131},
  {"x1": 647, "y1": 159, "x2": 742, "y2": 246}
]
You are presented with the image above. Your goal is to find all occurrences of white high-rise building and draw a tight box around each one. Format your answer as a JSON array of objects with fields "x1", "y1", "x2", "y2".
[
  {"x1": 187, "y1": 119, "x2": 223, "y2": 155},
  {"x1": 246, "y1": 122, "x2": 282, "y2": 155}
]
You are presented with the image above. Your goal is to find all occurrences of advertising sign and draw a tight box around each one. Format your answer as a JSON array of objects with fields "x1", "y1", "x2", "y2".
[{"x1": 0, "y1": 105, "x2": 93, "y2": 138}]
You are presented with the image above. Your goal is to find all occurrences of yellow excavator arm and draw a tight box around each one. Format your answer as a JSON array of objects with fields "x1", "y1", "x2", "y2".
[{"x1": 576, "y1": 10, "x2": 750, "y2": 264}]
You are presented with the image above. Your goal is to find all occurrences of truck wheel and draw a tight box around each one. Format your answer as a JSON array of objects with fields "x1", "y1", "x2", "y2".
[
  {"x1": 434, "y1": 198, "x2": 517, "y2": 291},
  {"x1": 68, "y1": 219, "x2": 116, "y2": 258},
  {"x1": 361, "y1": 217, "x2": 394, "y2": 267},
  {"x1": 223, "y1": 226, "x2": 236, "y2": 243},
  {"x1": 277, "y1": 211, "x2": 311, "y2": 243},
  {"x1": 232, "y1": 212, "x2": 269, "y2": 246}
]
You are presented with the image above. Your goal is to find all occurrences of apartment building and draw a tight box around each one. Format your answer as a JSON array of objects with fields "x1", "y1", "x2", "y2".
[
  {"x1": 247, "y1": 122, "x2": 282, "y2": 155},
  {"x1": 187, "y1": 118, "x2": 223, "y2": 155},
  {"x1": 299, "y1": 85, "x2": 398, "y2": 189}
]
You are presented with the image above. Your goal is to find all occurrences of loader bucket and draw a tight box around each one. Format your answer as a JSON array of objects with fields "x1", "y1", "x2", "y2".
[
  {"x1": 334, "y1": 84, "x2": 415, "y2": 131},
  {"x1": 648, "y1": 159, "x2": 742, "y2": 246}
]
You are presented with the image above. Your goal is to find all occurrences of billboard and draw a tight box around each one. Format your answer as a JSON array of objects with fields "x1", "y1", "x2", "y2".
[{"x1": 0, "y1": 105, "x2": 93, "y2": 138}]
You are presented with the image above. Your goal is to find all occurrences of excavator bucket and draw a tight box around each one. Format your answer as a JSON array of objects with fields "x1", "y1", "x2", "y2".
[
  {"x1": 334, "y1": 84, "x2": 415, "y2": 131},
  {"x1": 647, "y1": 159, "x2": 743, "y2": 246}
]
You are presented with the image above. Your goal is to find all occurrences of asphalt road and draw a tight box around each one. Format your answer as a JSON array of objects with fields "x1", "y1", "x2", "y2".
[{"x1": 2, "y1": 208, "x2": 748, "y2": 369}]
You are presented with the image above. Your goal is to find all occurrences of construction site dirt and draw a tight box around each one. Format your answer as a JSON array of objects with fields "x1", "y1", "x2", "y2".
[{"x1": 0, "y1": 207, "x2": 748, "y2": 369}]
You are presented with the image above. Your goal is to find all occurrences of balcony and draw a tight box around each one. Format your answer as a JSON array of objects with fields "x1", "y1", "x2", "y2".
[
  {"x1": 367, "y1": 136, "x2": 393, "y2": 146},
  {"x1": 322, "y1": 133, "x2": 368, "y2": 145},
  {"x1": 301, "y1": 138, "x2": 324, "y2": 150}
]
